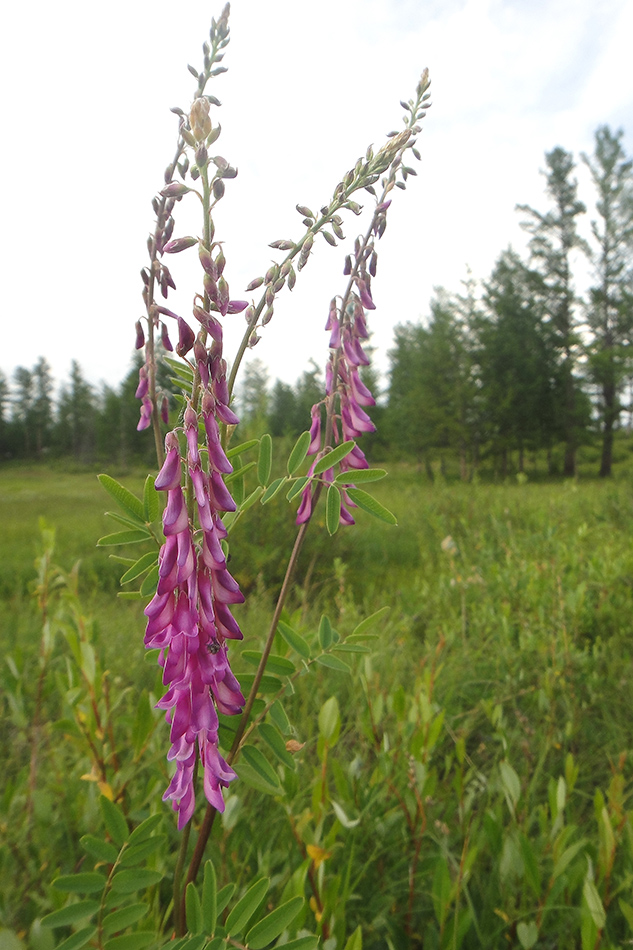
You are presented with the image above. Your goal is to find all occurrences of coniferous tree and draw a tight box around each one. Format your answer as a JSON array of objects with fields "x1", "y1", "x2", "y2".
[
  {"x1": 477, "y1": 250, "x2": 558, "y2": 474},
  {"x1": 582, "y1": 126, "x2": 633, "y2": 476},
  {"x1": 55, "y1": 361, "x2": 96, "y2": 461},
  {"x1": 517, "y1": 147, "x2": 588, "y2": 476},
  {"x1": 12, "y1": 366, "x2": 34, "y2": 457},
  {"x1": 32, "y1": 357, "x2": 54, "y2": 457},
  {"x1": 388, "y1": 291, "x2": 475, "y2": 476}
]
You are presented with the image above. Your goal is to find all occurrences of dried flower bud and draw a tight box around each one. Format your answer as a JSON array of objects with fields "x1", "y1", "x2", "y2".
[
  {"x1": 135, "y1": 320, "x2": 145, "y2": 349},
  {"x1": 296, "y1": 204, "x2": 314, "y2": 218},
  {"x1": 190, "y1": 97, "x2": 212, "y2": 141},
  {"x1": 195, "y1": 143, "x2": 208, "y2": 167},
  {"x1": 265, "y1": 264, "x2": 278, "y2": 285},
  {"x1": 343, "y1": 255, "x2": 352, "y2": 276},
  {"x1": 246, "y1": 276, "x2": 264, "y2": 291},
  {"x1": 215, "y1": 248, "x2": 226, "y2": 276},
  {"x1": 262, "y1": 306, "x2": 274, "y2": 325},
  {"x1": 321, "y1": 230, "x2": 337, "y2": 247},
  {"x1": 213, "y1": 179, "x2": 225, "y2": 200},
  {"x1": 273, "y1": 277, "x2": 286, "y2": 293},
  {"x1": 248, "y1": 330, "x2": 261, "y2": 348},
  {"x1": 265, "y1": 286, "x2": 274, "y2": 307},
  {"x1": 244, "y1": 305, "x2": 256, "y2": 325},
  {"x1": 287, "y1": 264, "x2": 296, "y2": 291}
]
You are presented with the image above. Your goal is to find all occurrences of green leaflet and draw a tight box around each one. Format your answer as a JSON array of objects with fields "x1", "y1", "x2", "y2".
[
  {"x1": 98, "y1": 475, "x2": 145, "y2": 522},
  {"x1": 345, "y1": 488, "x2": 397, "y2": 525}
]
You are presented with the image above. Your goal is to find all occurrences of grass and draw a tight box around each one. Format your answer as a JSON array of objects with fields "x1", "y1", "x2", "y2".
[{"x1": 3, "y1": 460, "x2": 633, "y2": 945}]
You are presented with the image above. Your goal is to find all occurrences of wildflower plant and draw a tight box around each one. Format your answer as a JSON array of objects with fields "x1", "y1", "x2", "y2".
[{"x1": 42, "y1": 4, "x2": 432, "y2": 946}]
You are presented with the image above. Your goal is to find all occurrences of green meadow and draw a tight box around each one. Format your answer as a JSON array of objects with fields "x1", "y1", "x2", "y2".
[{"x1": 3, "y1": 461, "x2": 633, "y2": 947}]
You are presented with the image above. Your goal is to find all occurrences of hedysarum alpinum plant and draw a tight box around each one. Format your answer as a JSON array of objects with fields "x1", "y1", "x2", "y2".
[{"x1": 44, "y1": 3, "x2": 432, "y2": 945}]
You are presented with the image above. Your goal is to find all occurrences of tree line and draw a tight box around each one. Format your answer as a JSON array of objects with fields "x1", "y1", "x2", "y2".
[
  {"x1": 3, "y1": 127, "x2": 632, "y2": 477},
  {"x1": 385, "y1": 125, "x2": 633, "y2": 478}
]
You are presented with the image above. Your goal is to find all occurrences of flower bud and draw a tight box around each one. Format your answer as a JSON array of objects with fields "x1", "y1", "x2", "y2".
[
  {"x1": 160, "y1": 395, "x2": 170, "y2": 425},
  {"x1": 160, "y1": 322, "x2": 173, "y2": 351},
  {"x1": 163, "y1": 236, "x2": 197, "y2": 254},
  {"x1": 161, "y1": 182, "x2": 190, "y2": 198},
  {"x1": 135, "y1": 320, "x2": 145, "y2": 349},
  {"x1": 176, "y1": 317, "x2": 195, "y2": 357},
  {"x1": 195, "y1": 143, "x2": 208, "y2": 167},
  {"x1": 213, "y1": 179, "x2": 225, "y2": 200},
  {"x1": 190, "y1": 97, "x2": 212, "y2": 141},
  {"x1": 246, "y1": 276, "x2": 264, "y2": 291}
]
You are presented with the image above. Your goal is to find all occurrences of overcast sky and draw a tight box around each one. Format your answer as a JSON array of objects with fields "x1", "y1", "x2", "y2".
[{"x1": 2, "y1": 0, "x2": 632, "y2": 399}]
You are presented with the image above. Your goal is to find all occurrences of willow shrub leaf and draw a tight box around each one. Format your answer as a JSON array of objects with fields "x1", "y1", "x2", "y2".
[
  {"x1": 110, "y1": 869, "x2": 162, "y2": 894},
  {"x1": 226, "y1": 438, "x2": 259, "y2": 459},
  {"x1": 41, "y1": 902, "x2": 100, "y2": 928},
  {"x1": 316, "y1": 654, "x2": 351, "y2": 674},
  {"x1": 55, "y1": 927, "x2": 96, "y2": 950},
  {"x1": 97, "y1": 529, "x2": 152, "y2": 547},
  {"x1": 102, "y1": 905, "x2": 149, "y2": 936},
  {"x1": 53, "y1": 873, "x2": 106, "y2": 894},
  {"x1": 287, "y1": 431, "x2": 310, "y2": 475},
  {"x1": 516, "y1": 922, "x2": 539, "y2": 950},
  {"x1": 343, "y1": 926, "x2": 363, "y2": 950},
  {"x1": 583, "y1": 874, "x2": 606, "y2": 929},
  {"x1": 103, "y1": 933, "x2": 156, "y2": 950},
  {"x1": 313, "y1": 440, "x2": 355, "y2": 475},
  {"x1": 276, "y1": 621, "x2": 311, "y2": 659},
  {"x1": 245, "y1": 896, "x2": 304, "y2": 949},
  {"x1": 331, "y1": 800, "x2": 361, "y2": 830},
  {"x1": 318, "y1": 697, "x2": 340, "y2": 743},
  {"x1": 98, "y1": 475, "x2": 145, "y2": 522},
  {"x1": 499, "y1": 761, "x2": 521, "y2": 816},
  {"x1": 186, "y1": 883, "x2": 203, "y2": 935},
  {"x1": 143, "y1": 474, "x2": 159, "y2": 523},
  {"x1": 257, "y1": 434, "x2": 273, "y2": 486},
  {"x1": 345, "y1": 488, "x2": 397, "y2": 525},
  {"x1": 318, "y1": 615, "x2": 333, "y2": 649},
  {"x1": 119, "y1": 552, "x2": 157, "y2": 585},
  {"x1": 261, "y1": 476, "x2": 288, "y2": 504},
  {"x1": 225, "y1": 878, "x2": 269, "y2": 937},
  {"x1": 100, "y1": 796, "x2": 128, "y2": 846},
  {"x1": 80, "y1": 835, "x2": 118, "y2": 864},
  {"x1": 334, "y1": 467, "x2": 387, "y2": 484},
  {"x1": 325, "y1": 484, "x2": 341, "y2": 536},
  {"x1": 286, "y1": 476, "x2": 310, "y2": 502},
  {"x1": 202, "y1": 860, "x2": 218, "y2": 936},
  {"x1": 258, "y1": 723, "x2": 296, "y2": 769}
]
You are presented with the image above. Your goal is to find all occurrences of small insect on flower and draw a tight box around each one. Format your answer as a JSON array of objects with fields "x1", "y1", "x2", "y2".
[{"x1": 207, "y1": 639, "x2": 221, "y2": 654}]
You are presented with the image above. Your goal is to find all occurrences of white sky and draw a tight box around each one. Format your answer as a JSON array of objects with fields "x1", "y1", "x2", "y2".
[{"x1": 1, "y1": 0, "x2": 632, "y2": 398}]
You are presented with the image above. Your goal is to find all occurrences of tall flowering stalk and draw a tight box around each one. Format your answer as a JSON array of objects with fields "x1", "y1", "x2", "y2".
[{"x1": 109, "y1": 3, "x2": 431, "y2": 930}]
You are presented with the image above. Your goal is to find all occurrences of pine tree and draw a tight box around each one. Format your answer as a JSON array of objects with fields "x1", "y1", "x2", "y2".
[{"x1": 582, "y1": 126, "x2": 633, "y2": 476}]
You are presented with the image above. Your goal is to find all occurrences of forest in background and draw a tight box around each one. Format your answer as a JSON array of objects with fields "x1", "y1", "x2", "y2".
[{"x1": 2, "y1": 124, "x2": 632, "y2": 479}]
